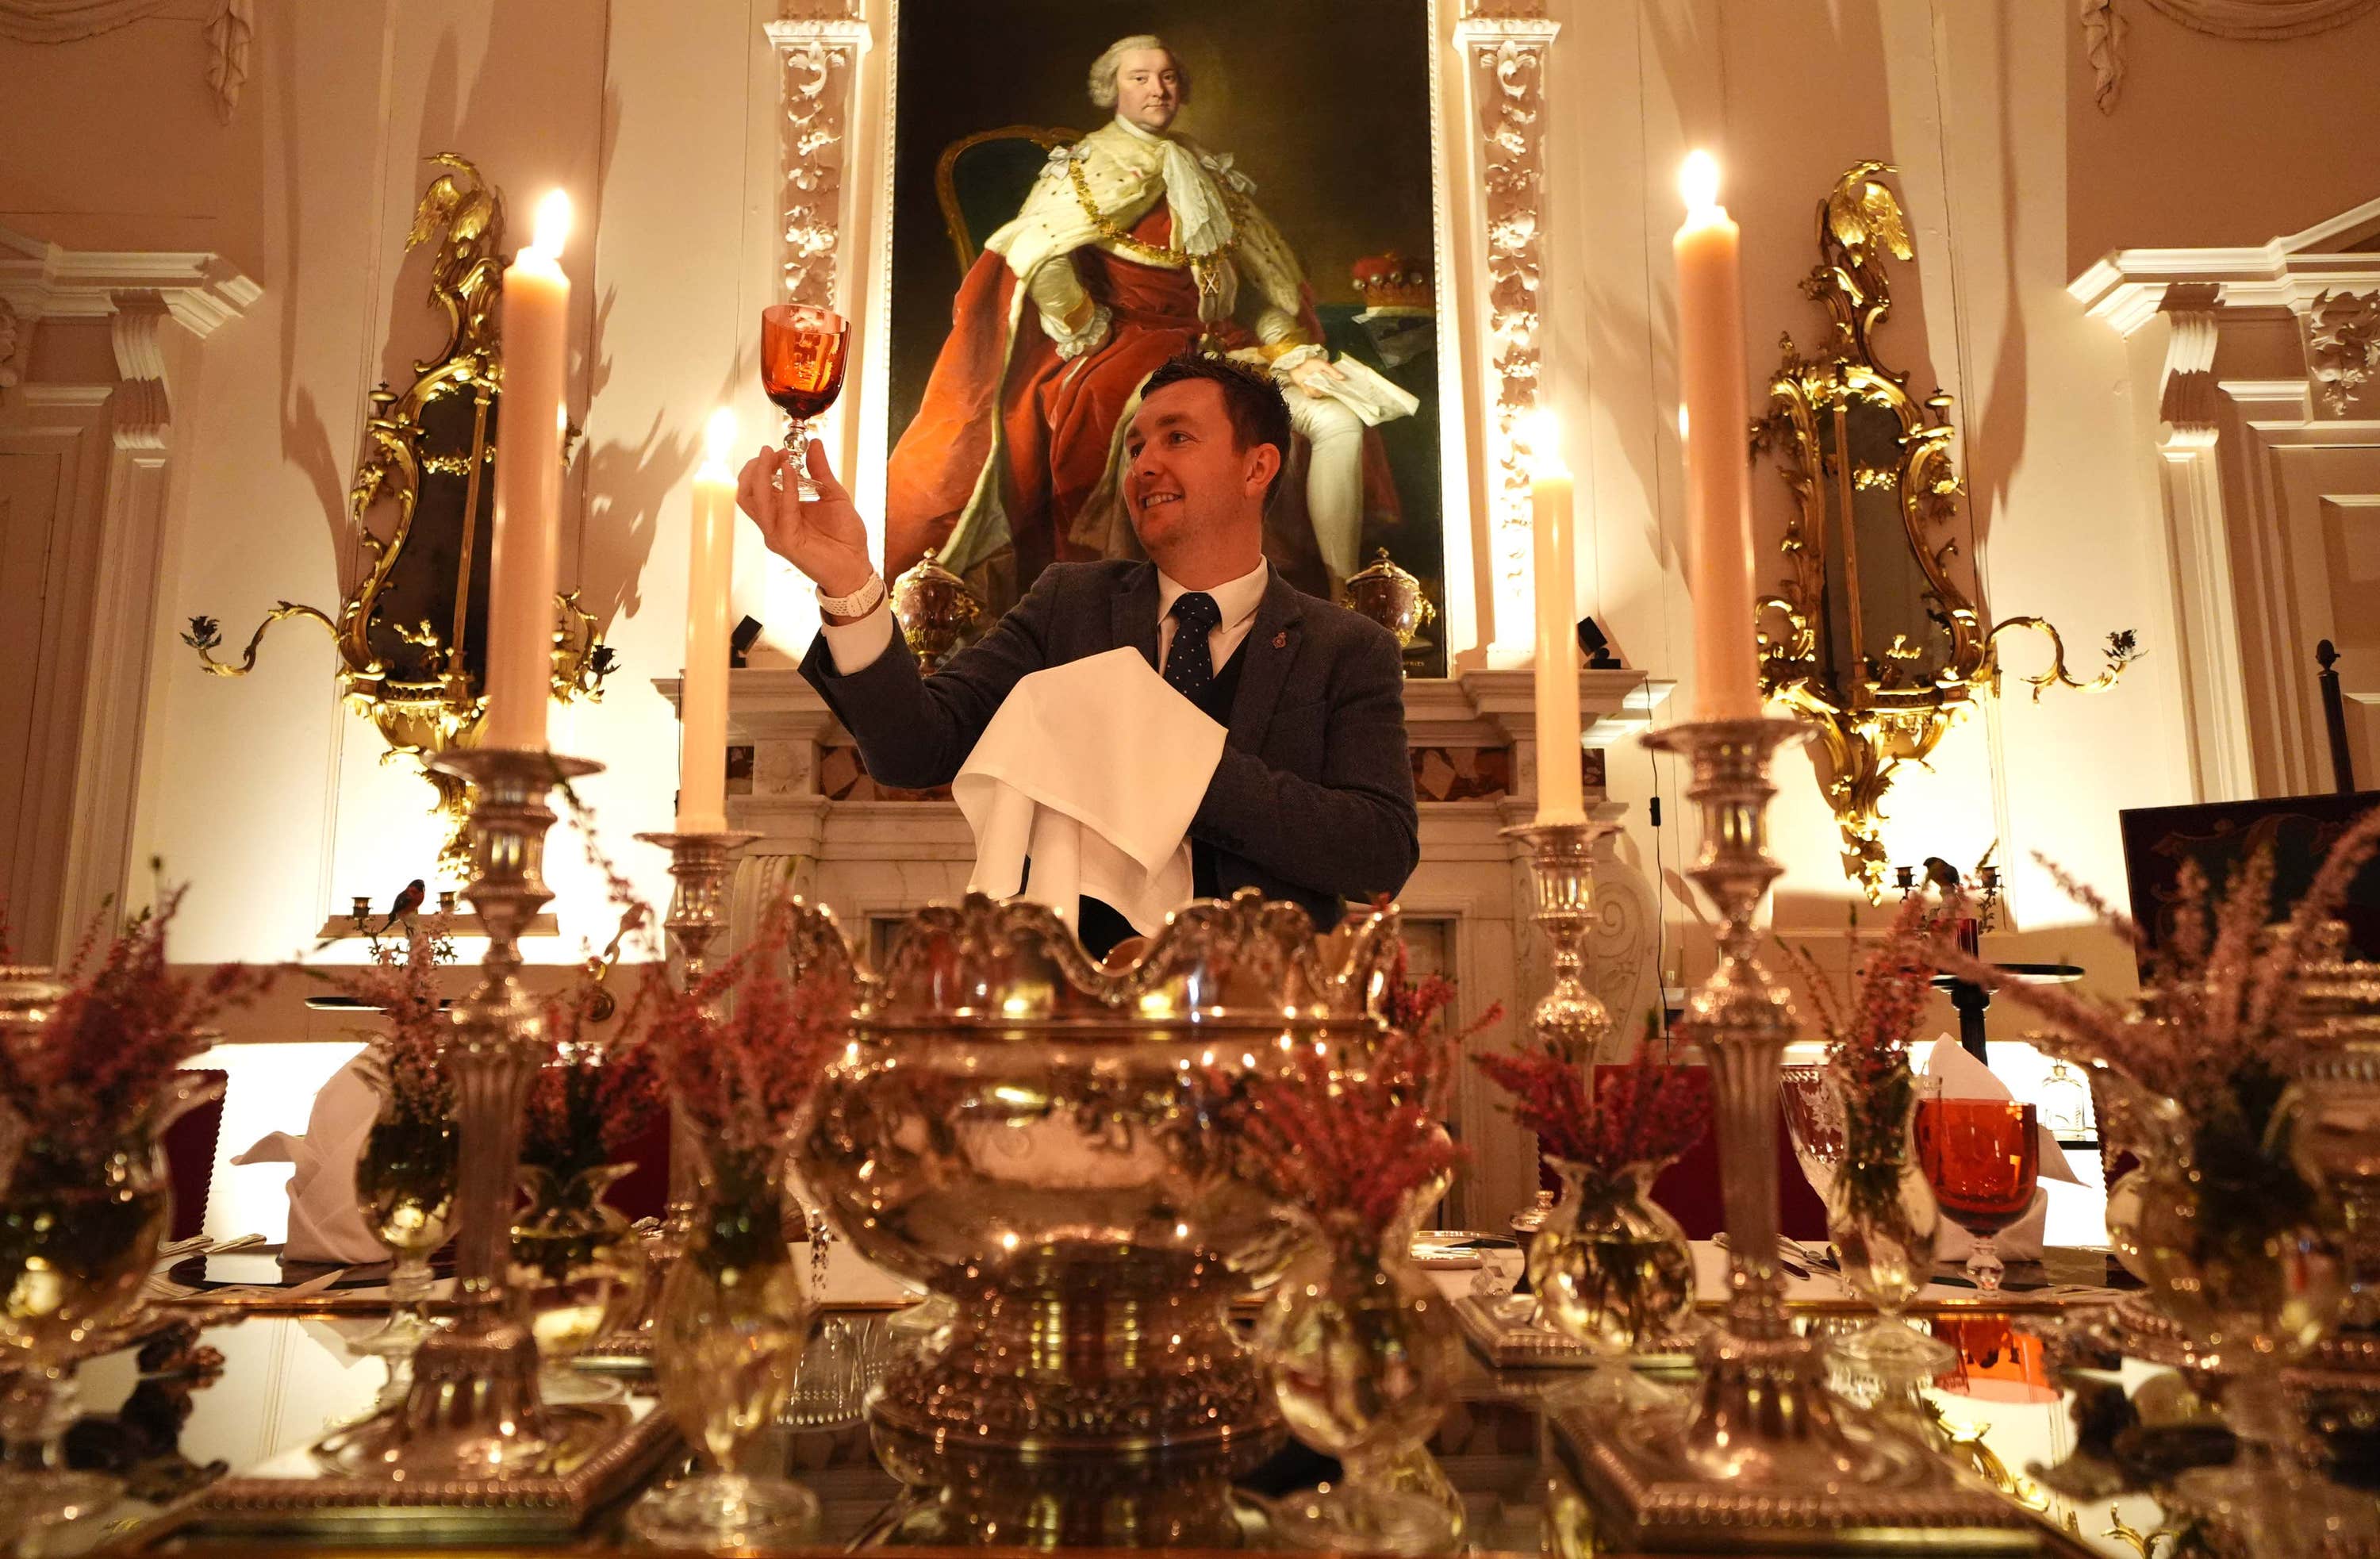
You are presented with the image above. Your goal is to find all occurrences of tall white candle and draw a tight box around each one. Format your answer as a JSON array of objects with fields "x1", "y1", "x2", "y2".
[
  {"x1": 1673, "y1": 152, "x2": 1762, "y2": 722},
  {"x1": 676, "y1": 408, "x2": 739, "y2": 834},
  {"x1": 1527, "y1": 414, "x2": 1584, "y2": 825},
  {"x1": 483, "y1": 189, "x2": 571, "y2": 751}
]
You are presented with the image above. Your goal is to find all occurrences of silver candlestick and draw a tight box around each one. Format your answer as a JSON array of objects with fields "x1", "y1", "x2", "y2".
[
  {"x1": 1503, "y1": 820, "x2": 1621, "y2": 1062},
  {"x1": 631, "y1": 831, "x2": 759, "y2": 1245},
  {"x1": 1554, "y1": 718, "x2": 2031, "y2": 1549},
  {"x1": 321, "y1": 747, "x2": 615, "y2": 1480}
]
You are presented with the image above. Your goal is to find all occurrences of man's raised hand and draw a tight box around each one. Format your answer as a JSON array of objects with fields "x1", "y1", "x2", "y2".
[{"x1": 735, "y1": 440, "x2": 877, "y2": 601}]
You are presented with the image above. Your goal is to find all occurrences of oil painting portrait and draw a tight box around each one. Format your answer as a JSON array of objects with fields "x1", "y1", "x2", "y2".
[{"x1": 883, "y1": 0, "x2": 1446, "y2": 673}]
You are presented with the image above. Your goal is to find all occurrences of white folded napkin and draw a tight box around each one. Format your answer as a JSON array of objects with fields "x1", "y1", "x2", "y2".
[
  {"x1": 954, "y1": 647, "x2": 1227, "y2": 936},
  {"x1": 231, "y1": 1055, "x2": 397, "y2": 1266}
]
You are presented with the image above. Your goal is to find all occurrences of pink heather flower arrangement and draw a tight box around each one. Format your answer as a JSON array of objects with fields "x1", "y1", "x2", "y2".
[
  {"x1": 1224, "y1": 1019, "x2": 1469, "y2": 1250},
  {"x1": 1778, "y1": 891, "x2": 1948, "y2": 1204},
  {"x1": 649, "y1": 894, "x2": 853, "y2": 1158},
  {"x1": 309, "y1": 916, "x2": 455, "y2": 1126},
  {"x1": 1935, "y1": 806, "x2": 2380, "y2": 1124},
  {"x1": 1933, "y1": 804, "x2": 2380, "y2": 1227},
  {"x1": 1372, "y1": 926, "x2": 1505, "y2": 1115},
  {"x1": 0, "y1": 884, "x2": 273, "y2": 1169},
  {"x1": 524, "y1": 954, "x2": 666, "y2": 1178},
  {"x1": 1472, "y1": 1025, "x2": 1710, "y2": 1175}
]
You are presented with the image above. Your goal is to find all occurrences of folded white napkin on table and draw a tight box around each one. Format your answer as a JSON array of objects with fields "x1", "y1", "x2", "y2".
[
  {"x1": 954, "y1": 648, "x2": 1226, "y2": 938},
  {"x1": 231, "y1": 1054, "x2": 392, "y2": 1266},
  {"x1": 1917, "y1": 1038, "x2": 2076, "y2": 1261}
]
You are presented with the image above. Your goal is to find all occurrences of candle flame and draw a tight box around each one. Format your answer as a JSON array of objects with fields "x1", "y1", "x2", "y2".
[
  {"x1": 1522, "y1": 409, "x2": 1569, "y2": 481},
  {"x1": 531, "y1": 190, "x2": 573, "y2": 258},
  {"x1": 704, "y1": 407, "x2": 739, "y2": 463},
  {"x1": 1679, "y1": 150, "x2": 1721, "y2": 213}
]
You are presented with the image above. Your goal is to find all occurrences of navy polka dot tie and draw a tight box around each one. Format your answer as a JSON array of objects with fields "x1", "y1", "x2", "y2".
[{"x1": 1164, "y1": 591, "x2": 1221, "y2": 697}]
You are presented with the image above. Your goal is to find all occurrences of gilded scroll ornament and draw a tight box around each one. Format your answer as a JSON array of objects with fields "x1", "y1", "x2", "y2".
[
  {"x1": 184, "y1": 155, "x2": 610, "y2": 873},
  {"x1": 1753, "y1": 163, "x2": 2140, "y2": 897}
]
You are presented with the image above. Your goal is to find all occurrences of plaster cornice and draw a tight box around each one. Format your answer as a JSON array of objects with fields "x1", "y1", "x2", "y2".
[
  {"x1": 2068, "y1": 194, "x2": 2380, "y2": 336},
  {"x1": 0, "y1": 224, "x2": 259, "y2": 336}
]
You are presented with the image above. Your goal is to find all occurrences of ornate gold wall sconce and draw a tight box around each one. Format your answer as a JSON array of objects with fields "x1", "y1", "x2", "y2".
[
  {"x1": 1752, "y1": 163, "x2": 2140, "y2": 898},
  {"x1": 184, "y1": 156, "x2": 611, "y2": 873}
]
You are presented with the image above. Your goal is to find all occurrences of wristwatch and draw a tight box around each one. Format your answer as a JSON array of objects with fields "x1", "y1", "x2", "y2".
[{"x1": 816, "y1": 571, "x2": 886, "y2": 619}]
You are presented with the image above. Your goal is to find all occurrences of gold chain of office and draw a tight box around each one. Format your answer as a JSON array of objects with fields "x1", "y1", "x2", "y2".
[{"x1": 1065, "y1": 158, "x2": 1244, "y2": 297}]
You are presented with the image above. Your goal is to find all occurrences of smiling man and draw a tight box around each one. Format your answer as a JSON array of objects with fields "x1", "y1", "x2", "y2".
[{"x1": 740, "y1": 352, "x2": 1418, "y2": 951}]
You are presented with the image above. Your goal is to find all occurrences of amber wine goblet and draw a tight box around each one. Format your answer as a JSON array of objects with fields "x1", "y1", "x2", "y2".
[{"x1": 758, "y1": 303, "x2": 848, "y2": 501}]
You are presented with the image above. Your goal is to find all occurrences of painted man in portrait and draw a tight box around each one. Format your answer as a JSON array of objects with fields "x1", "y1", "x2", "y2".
[{"x1": 885, "y1": 33, "x2": 1415, "y2": 603}]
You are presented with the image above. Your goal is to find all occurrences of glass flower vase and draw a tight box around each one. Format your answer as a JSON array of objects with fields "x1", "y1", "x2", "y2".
[
  {"x1": 1528, "y1": 1157, "x2": 1696, "y2": 1364},
  {"x1": 509, "y1": 1162, "x2": 646, "y2": 1405},
  {"x1": 1254, "y1": 1206, "x2": 1462, "y2": 1554},
  {"x1": 348, "y1": 1093, "x2": 458, "y2": 1361},
  {"x1": 628, "y1": 1138, "x2": 817, "y2": 1550},
  {"x1": 2126, "y1": 1085, "x2": 2361, "y2": 1553},
  {"x1": 0, "y1": 1115, "x2": 180, "y2": 1528},
  {"x1": 1821, "y1": 1069, "x2": 1954, "y2": 1373}
]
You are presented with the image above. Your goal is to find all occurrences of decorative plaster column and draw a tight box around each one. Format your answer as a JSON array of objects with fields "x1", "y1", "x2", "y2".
[
  {"x1": 765, "y1": 4, "x2": 872, "y2": 315},
  {"x1": 1452, "y1": 1, "x2": 1560, "y2": 665},
  {"x1": 0, "y1": 227, "x2": 258, "y2": 958},
  {"x1": 2073, "y1": 195, "x2": 2380, "y2": 800},
  {"x1": 2148, "y1": 286, "x2": 2258, "y2": 801}
]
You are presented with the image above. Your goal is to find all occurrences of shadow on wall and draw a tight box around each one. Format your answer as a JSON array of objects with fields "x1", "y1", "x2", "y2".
[
  {"x1": 285, "y1": 10, "x2": 698, "y2": 651},
  {"x1": 269, "y1": 0, "x2": 351, "y2": 574},
  {"x1": 1960, "y1": 5, "x2": 2028, "y2": 591}
]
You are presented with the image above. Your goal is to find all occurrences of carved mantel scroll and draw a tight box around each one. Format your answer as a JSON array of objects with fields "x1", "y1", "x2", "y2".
[
  {"x1": 765, "y1": 11, "x2": 872, "y2": 313},
  {"x1": 1451, "y1": 3, "x2": 1558, "y2": 661}
]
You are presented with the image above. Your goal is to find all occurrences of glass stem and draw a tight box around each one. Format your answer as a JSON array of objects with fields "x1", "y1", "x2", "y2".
[
  {"x1": 0, "y1": 1369, "x2": 51, "y2": 1473},
  {"x1": 36, "y1": 1366, "x2": 75, "y2": 1473},
  {"x1": 781, "y1": 417, "x2": 820, "y2": 501},
  {"x1": 1966, "y1": 1232, "x2": 2004, "y2": 1292},
  {"x1": 390, "y1": 1249, "x2": 432, "y2": 1327}
]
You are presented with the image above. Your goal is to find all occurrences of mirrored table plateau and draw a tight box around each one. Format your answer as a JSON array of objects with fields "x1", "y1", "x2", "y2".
[{"x1": 8, "y1": 1243, "x2": 2371, "y2": 1558}]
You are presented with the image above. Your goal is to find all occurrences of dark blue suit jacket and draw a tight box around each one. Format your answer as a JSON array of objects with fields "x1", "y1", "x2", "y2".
[{"x1": 798, "y1": 560, "x2": 1419, "y2": 931}]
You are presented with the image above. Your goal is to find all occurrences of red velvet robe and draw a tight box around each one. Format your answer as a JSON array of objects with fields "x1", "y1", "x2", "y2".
[{"x1": 886, "y1": 207, "x2": 1397, "y2": 597}]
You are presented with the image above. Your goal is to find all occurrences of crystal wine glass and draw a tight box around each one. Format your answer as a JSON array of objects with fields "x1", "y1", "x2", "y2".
[
  {"x1": 1914, "y1": 1097, "x2": 2040, "y2": 1292},
  {"x1": 1778, "y1": 1062, "x2": 1846, "y2": 1205},
  {"x1": 349, "y1": 1096, "x2": 458, "y2": 1364},
  {"x1": 758, "y1": 303, "x2": 849, "y2": 501}
]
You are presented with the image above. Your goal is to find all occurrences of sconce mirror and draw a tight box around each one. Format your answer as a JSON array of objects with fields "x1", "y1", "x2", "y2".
[
  {"x1": 185, "y1": 154, "x2": 611, "y2": 872},
  {"x1": 1753, "y1": 162, "x2": 2140, "y2": 897}
]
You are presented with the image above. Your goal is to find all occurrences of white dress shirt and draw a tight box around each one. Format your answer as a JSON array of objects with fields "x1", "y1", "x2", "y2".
[{"x1": 821, "y1": 558, "x2": 1270, "y2": 682}]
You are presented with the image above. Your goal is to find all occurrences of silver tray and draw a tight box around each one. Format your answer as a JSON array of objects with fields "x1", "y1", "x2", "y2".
[{"x1": 168, "y1": 1396, "x2": 675, "y2": 1541}]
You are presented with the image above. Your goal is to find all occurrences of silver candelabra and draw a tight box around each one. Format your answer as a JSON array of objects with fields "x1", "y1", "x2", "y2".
[
  {"x1": 1553, "y1": 717, "x2": 2029, "y2": 1548},
  {"x1": 631, "y1": 830, "x2": 759, "y2": 1238},
  {"x1": 321, "y1": 747, "x2": 613, "y2": 1480},
  {"x1": 1503, "y1": 820, "x2": 1620, "y2": 1062}
]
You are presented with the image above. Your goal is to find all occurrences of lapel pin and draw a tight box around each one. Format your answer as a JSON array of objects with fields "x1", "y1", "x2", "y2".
[{"x1": 1271, "y1": 630, "x2": 1288, "y2": 650}]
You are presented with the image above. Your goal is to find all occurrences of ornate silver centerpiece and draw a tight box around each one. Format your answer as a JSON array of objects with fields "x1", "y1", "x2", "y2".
[{"x1": 793, "y1": 889, "x2": 1398, "y2": 1457}]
